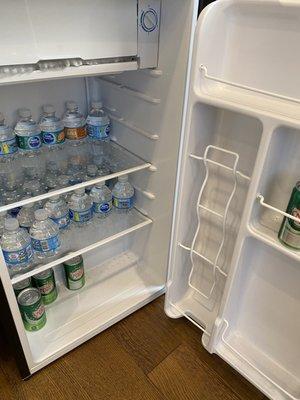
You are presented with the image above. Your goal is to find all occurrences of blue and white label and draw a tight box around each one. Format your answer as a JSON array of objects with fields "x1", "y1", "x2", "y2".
[
  {"x1": 86, "y1": 116, "x2": 111, "y2": 140},
  {"x1": 42, "y1": 129, "x2": 65, "y2": 146},
  {"x1": 3, "y1": 243, "x2": 33, "y2": 266},
  {"x1": 32, "y1": 235, "x2": 60, "y2": 253},
  {"x1": 69, "y1": 208, "x2": 93, "y2": 223},
  {"x1": 0, "y1": 138, "x2": 18, "y2": 156},
  {"x1": 50, "y1": 214, "x2": 70, "y2": 230},
  {"x1": 113, "y1": 196, "x2": 134, "y2": 210},
  {"x1": 93, "y1": 200, "x2": 112, "y2": 214}
]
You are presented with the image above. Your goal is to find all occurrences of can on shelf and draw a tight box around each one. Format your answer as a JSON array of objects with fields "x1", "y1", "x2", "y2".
[
  {"x1": 33, "y1": 268, "x2": 58, "y2": 305},
  {"x1": 13, "y1": 276, "x2": 32, "y2": 297},
  {"x1": 63, "y1": 255, "x2": 85, "y2": 290},
  {"x1": 17, "y1": 288, "x2": 46, "y2": 332},
  {"x1": 278, "y1": 182, "x2": 300, "y2": 250}
]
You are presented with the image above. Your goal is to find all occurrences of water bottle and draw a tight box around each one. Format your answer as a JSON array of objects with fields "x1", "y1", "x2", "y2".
[
  {"x1": 39, "y1": 104, "x2": 65, "y2": 149},
  {"x1": 67, "y1": 157, "x2": 85, "y2": 185},
  {"x1": 44, "y1": 195, "x2": 70, "y2": 230},
  {"x1": 14, "y1": 108, "x2": 42, "y2": 154},
  {"x1": 85, "y1": 164, "x2": 98, "y2": 194},
  {"x1": 3, "y1": 172, "x2": 24, "y2": 208},
  {"x1": 30, "y1": 209, "x2": 61, "y2": 259},
  {"x1": 23, "y1": 180, "x2": 45, "y2": 198},
  {"x1": 0, "y1": 113, "x2": 18, "y2": 161},
  {"x1": 86, "y1": 101, "x2": 111, "y2": 142},
  {"x1": 0, "y1": 211, "x2": 8, "y2": 236},
  {"x1": 90, "y1": 181, "x2": 112, "y2": 218},
  {"x1": 62, "y1": 101, "x2": 86, "y2": 144},
  {"x1": 68, "y1": 188, "x2": 93, "y2": 227},
  {"x1": 112, "y1": 175, "x2": 135, "y2": 213},
  {"x1": 1, "y1": 218, "x2": 33, "y2": 275},
  {"x1": 17, "y1": 204, "x2": 36, "y2": 231}
]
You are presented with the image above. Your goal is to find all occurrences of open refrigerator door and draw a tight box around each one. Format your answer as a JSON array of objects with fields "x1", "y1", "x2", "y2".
[{"x1": 165, "y1": 1, "x2": 300, "y2": 399}]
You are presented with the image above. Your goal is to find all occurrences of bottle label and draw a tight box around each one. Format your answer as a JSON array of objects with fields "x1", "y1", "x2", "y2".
[
  {"x1": 42, "y1": 129, "x2": 65, "y2": 146},
  {"x1": 32, "y1": 235, "x2": 60, "y2": 253},
  {"x1": 3, "y1": 243, "x2": 33, "y2": 266},
  {"x1": 16, "y1": 134, "x2": 42, "y2": 151},
  {"x1": 65, "y1": 127, "x2": 87, "y2": 140},
  {"x1": 0, "y1": 138, "x2": 18, "y2": 156},
  {"x1": 93, "y1": 200, "x2": 112, "y2": 214},
  {"x1": 50, "y1": 214, "x2": 70, "y2": 230},
  {"x1": 69, "y1": 208, "x2": 93, "y2": 223},
  {"x1": 113, "y1": 196, "x2": 134, "y2": 209},
  {"x1": 87, "y1": 118, "x2": 111, "y2": 140}
]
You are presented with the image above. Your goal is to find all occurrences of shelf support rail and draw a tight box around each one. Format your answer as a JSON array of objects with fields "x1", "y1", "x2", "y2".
[
  {"x1": 257, "y1": 194, "x2": 300, "y2": 224},
  {"x1": 185, "y1": 145, "x2": 241, "y2": 300},
  {"x1": 200, "y1": 64, "x2": 300, "y2": 105}
]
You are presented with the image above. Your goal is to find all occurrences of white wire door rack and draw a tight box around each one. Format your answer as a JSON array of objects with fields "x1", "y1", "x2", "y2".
[{"x1": 178, "y1": 144, "x2": 251, "y2": 302}]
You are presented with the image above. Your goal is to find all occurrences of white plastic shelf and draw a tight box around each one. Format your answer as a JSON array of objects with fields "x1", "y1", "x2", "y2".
[
  {"x1": 11, "y1": 208, "x2": 152, "y2": 284},
  {"x1": 0, "y1": 141, "x2": 151, "y2": 213}
]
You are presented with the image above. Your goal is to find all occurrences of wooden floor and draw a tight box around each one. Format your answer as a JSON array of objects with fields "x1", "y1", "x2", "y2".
[{"x1": 0, "y1": 296, "x2": 267, "y2": 400}]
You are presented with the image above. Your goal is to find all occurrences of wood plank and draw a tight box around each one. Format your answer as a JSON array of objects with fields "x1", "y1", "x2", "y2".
[
  {"x1": 148, "y1": 343, "x2": 242, "y2": 400},
  {"x1": 112, "y1": 297, "x2": 181, "y2": 373},
  {"x1": 63, "y1": 329, "x2": 164, "y2": 400}
]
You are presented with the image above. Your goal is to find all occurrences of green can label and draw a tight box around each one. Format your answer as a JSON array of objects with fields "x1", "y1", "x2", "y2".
[
  {"x1": 18, "y1": 289, "x2": 47, "y2": 332},
  {"x1": 33, "y1": 270, "x2": 58, "y2": 305},
  {"x1": 16, "y1": 134, "x2": 42, "y2": 151},
  {"x1": 278, "y1": 183, "x2": 300, "y2": 249},
  {"x1": 64, "y1": 257, "x2": 85, "y2": 290}
]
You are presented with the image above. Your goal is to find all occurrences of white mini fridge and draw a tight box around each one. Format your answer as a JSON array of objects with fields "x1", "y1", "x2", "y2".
[{"x1": 0, "y1": 1, "x2": 299, "y2": 399}]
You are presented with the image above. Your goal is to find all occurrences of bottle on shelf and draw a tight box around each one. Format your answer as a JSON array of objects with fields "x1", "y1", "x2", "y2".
[
  {"x1": 30, "y1": 209, "x2": 61, "y2": 259},
  {"x1": 0, "y1": 113, "x2": 18, "y2": 161},
  {"x1": 67, "y1": 156, "x2": 86, "y2": 185},
  {"x1": 62, "y1": 101, "x2": 87, "y2": 144},
  {"x1": 112, "y1": 175, "x2": 135, "y2": 213},
  {"x1": 90, "y1": 181, "x2": 112, "y2": 218},
  {"x1": 39, "y1": 104, "x2": 65, "y2": 149},
  {"x1": 44, "y1": 195, "x2": 70, "y2": 231},
  {"x1": 23, "y1": 180, "x2": 45, "y2": 198},
  {"x1": 92, "y1": 146, "x2": 111, "y2": 176},
  {"x1": 85, "y1": 164, "x2": 98, "y2": 194},
  {"x1": 68, "y1": 188, "x2": 93, "y2": 227},
  {"x1": 14, "y1": 108, "x2": 42, "y2": 155},
  {"x1": 86, "y1": 101, "x2": 111, "y2": 143},
  {"x1": 0, "y1": 210, "x2": 7, "y2": 237},
  {"x1": 0, "y1": 218, "x2": 34, "y2": 275},
  {"x1": 44, "y1": 161, "x2": 60, "y2": 192},
  {"x1": 3, "y1": 170, "x2": 24, "y2": 210},
  {"x1": 17, "y1": 203, "x2": 36, "y2": 231}
]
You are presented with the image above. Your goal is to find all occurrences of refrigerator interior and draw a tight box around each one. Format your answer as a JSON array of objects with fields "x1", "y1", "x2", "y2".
[
  {"x1": 166, "y1": 1, "x2": 300, "y2": 399},
  {"x1": 0, "y1": 0, "x2": 198, "y2": 373}
]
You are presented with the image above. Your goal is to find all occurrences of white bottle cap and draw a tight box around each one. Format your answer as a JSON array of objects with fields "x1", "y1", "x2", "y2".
[
  {"x1": 5, "y1": 218, "x2": 19, "y2": 231},
  {"x1": 91, "y1": 101, "x2": 103, "y2": 109},
  {"x1": 23, "y1": 203, "x2": 34, "y2": 209},
  {"x1": 87, "y1": 164, "x2": 98, "y2": 174},
  {"x1": 0, "y1": 113, "x2": 5, "y2": 123},
  {"x1": 96, "y1": 181, "x2": 106, "y2": 187},
  {"x1": 50, "y1": 195, "x2": 60, "y2": 201},
  {"x1": 118, "y1": 175, "x2": 128, "y2": 183},
  {"x1": 0, "y1": 210, "x2": 7, "y2": 217},
  {"x1": 43, "y1": 104, "x2": 55, "y2": 114},
  {"x1": 34, "y1": 209, "x2": 48, "y2": 221},
  {"x1": 18, "y1": 108, "x2": 31, "y2": 118},
  {"x1": 66, "y1": 101, "x2": 78, "y2": 111},
  {"x1": 75, "y1": 188, "x2": 85, "y2": 195}
]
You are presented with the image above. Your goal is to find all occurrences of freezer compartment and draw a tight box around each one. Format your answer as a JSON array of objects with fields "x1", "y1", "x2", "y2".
[
  {"x1": 24, "y1": 229, "x2": 164, "y2": 369},
  {"x1": 166, "y1": 103, "x2": 262, "y2": 334},
  {"x1": 252, "y1": 125, "x2": 300, "y2": 256},
  {"x1": 217, "y1": 237, "x2": 300, "y2": 400},
  {"x1": 197, "y1": 0, "x2": 300, "y2": 119}
]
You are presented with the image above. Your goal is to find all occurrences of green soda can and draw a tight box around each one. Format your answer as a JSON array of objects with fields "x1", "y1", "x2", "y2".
[
  {"x1": 13, "y1": 276, "x2": 32, "y2": 297},
  {"x1": 33, "y1": 268, "x2": 58, "y2": 305},
  {"x1": 278, "y1": 182, "x2": 300, "y2": 249},
  {"x1": 17, "y1": 288, "x2": 46, "y2": 332},
  {"x1": 63, "y1": 255, "x2": 85, "y2": 290}
]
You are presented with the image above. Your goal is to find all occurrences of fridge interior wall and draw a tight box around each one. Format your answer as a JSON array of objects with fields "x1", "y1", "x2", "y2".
[{"x1": 0, "y1": 0, "x2": 198, "y2": 371}]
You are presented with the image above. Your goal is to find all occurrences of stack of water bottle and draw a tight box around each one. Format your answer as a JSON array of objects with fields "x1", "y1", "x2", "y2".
[
  {"x1": 0, "y1": 174, "x2": 135, "y2": 276},
  {"x1": 0, "y1": 100, "x2": 110, "y2": 160}
]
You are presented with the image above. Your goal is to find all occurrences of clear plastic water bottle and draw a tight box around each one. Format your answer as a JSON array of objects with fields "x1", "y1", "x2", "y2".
[
  {"x1": 0, "y1": 113, "x2": 18, "y2": 161},
  {"x1": 0, "y1": 211, "x2": 8, "y2": 236},
  {"x1": 30, "y1": 209, "x2": 61, "y2": 259},
  {"x1": 68, "y1": 188, "x2": 93, "y2": 227},
  {"x1": 86, "y1": 101, "x2": 111, "y2": 142},
  {"x1": 90, "y1": 181, "x2": 112, "y2": 218},
  {"x1": 85, "y1": 164, "x2": 98, "y2": 194},
  {"x1": 92, "y1": 147, "x2": 111, "y2": 176},
  {"x1": 112, "y1": 175, "x2": 135, "y2": 213},
  {"x1": 14, "y1": 108, "x2": 42, "y2": 154},
  {"x1": 23, "y1": 180, "x2": 45, "y2": 198},
  {"x1": 67, "y1": 157, "x2": 85, "y2": 185},
  {"x1": 62, "y1": 101, "x2": 86, "y2": 144},
  {"x1": 44, "y1": 195, "x2": 70, "y2": 231},
  {"x1": 39, "y1": 104, "x2": 65, "y2": 149},
  {"x1": 1, "y1": 218, "x2": 33, "y2": 275},
  {"x1": 43, "y1": 161, "x2": 59, "y2": 191},
  {"x1": 17, "y1": 204, "x2": 35, "y2": 231}
]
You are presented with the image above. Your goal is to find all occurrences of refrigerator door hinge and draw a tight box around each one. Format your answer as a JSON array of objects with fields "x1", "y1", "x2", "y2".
[{"x1": 202, "y1": 317, "x2": 226, "y2": 353}]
